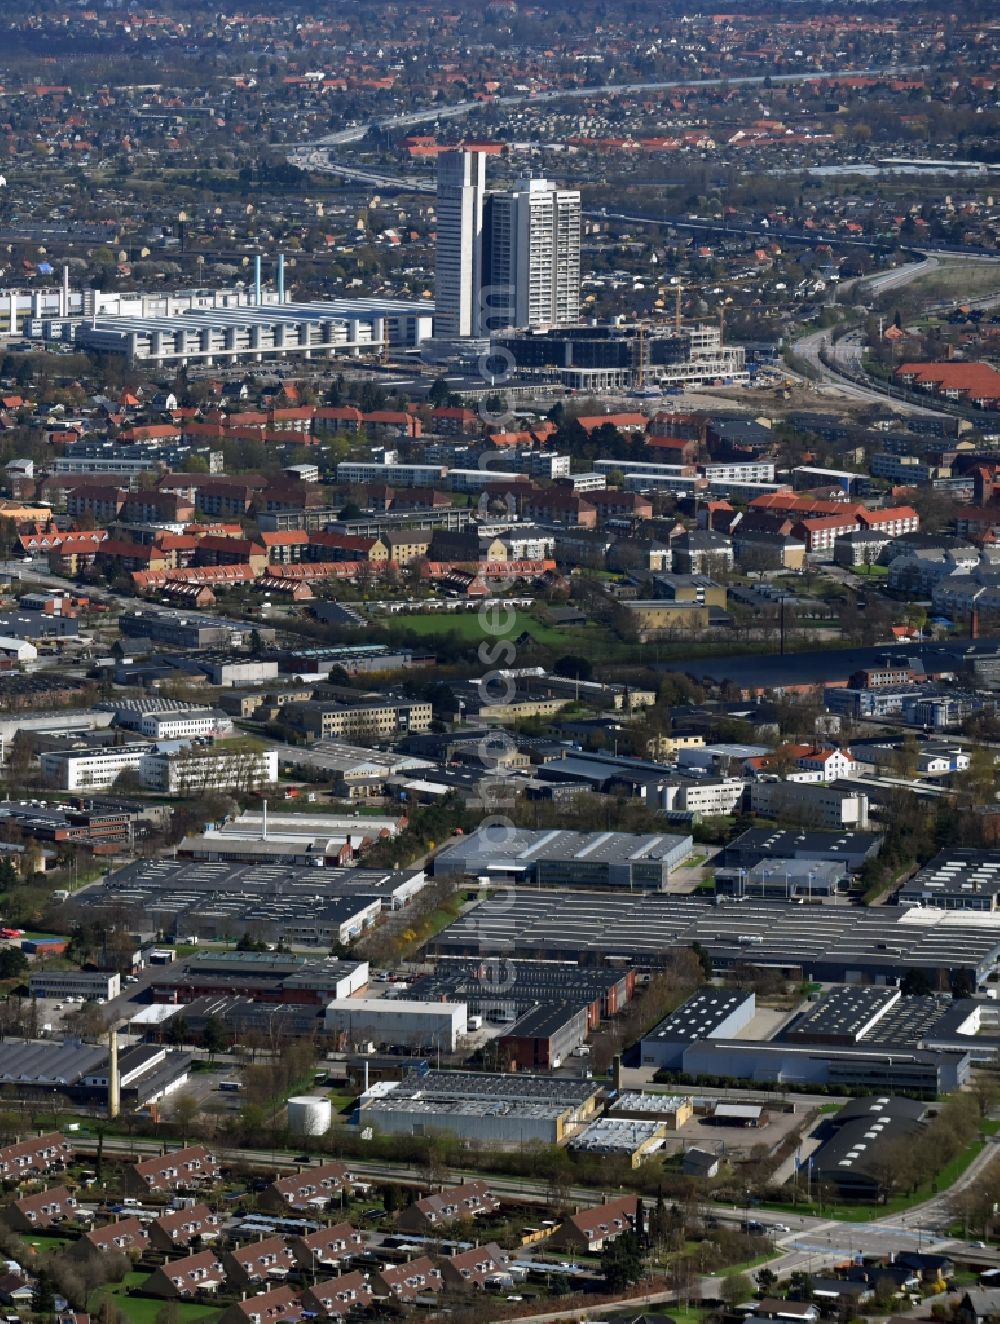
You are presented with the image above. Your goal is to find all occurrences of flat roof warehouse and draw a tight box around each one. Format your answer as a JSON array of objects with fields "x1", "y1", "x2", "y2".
[{"x1": 430, "y1": 893, "x2": 1000, "y2": 983}]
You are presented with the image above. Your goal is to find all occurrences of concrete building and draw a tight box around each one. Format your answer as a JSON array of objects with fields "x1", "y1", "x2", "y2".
[
  {"x1": 749, "y1": 780, "x2": 871, "y2": 830},
  {"x1": 28, "y1": 969, "x2": 120, "y2": 1000},
  {"x1": 899, "y1": 848, "x2": 1000, "y2": 911},
  {"x1": 641, "y1": 989, "x2": 756, "y2": 1070},
  {"x1": 431, "y1": 826, "x2": 692, "y2": 890},
  {"x1": 359, "y1": 1070, "x2": 601, "y2": 1147},
  {"x1": 434, "y1": 150, "x2": 486, "y2": 339},
  {"x1": 324, "y1": 998, "x2": 468, "y2": 1053},
  {"x1": 482, "y1": 177, "x2": 581, "y2": 330}
]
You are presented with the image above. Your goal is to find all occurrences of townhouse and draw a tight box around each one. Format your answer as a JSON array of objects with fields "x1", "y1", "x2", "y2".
[
  {"x1": 217, "y1": 1286, "x2": 304, "y2": 1324},
  {"x1": 289, "y1": 1223, "x2": 362, "y2": 1274},
  {"x1": 3, "y1": 1185, "x2": 77, "y2": 1233},
  {"x1": 553, "y1": 1194, "x2": 642, "y2": 1253},
  {"x1": 0, "y1": 1133, "x2": 73, "y2": 1180},
  {"x1": 77, "y1": 1217, "x2": 148, "y2": 1259},
  {"x1": 263, "y1": 1163, "x2": 353, "y2": 1213},
  {"x1": 439, "y1": 1243, "x2": 511, "y2": 1291},
  {"x1": 221, "y1": 1236, "x2": 297, "y2": 1290},
  {"x1": 300, "y1": 1274, "x2": 372, "y2": 1319},
  {"x1": 370, "y1": 1256, "x2": 443, "y2": 1302},
  {"x1": 396, "y1": 1181, "x2": 500, "y2": 1234},
  {"x1": 148, "y1": 1203, "x2": 225, "y2": 1253},
  {"x1": 132, "y1": 1145, "x2": 219, "y2": 1193},
  {"x1": 143, "y1": 1249, "x2": 226, "y2": 1299}
]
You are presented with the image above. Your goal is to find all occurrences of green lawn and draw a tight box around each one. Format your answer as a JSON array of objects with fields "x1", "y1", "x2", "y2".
[
  {"x1": 93, "y1": 1273, "x2": 223, "y2": 1324},
  {"x1": 764, "y1": 1129, "x2": 997, "y2": 1222},
  {"x1": 23, "y1": 1232, "x2": 72, "y2": 1255}
]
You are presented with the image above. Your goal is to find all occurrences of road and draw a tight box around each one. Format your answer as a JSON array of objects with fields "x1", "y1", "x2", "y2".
[{"x1": 288, "y1": 65, "x2": 927, "y2": 197}]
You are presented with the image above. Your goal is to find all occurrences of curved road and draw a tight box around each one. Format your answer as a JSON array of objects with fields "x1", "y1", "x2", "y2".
[{"x1": 289, "y1": 65, "x2": 928, "y2": 195}]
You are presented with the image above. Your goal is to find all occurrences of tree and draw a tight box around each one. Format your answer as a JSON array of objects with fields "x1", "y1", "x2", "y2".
[
  {"x1": 202, "y1": 1016, "x2": 228, "y2": 1058},
  {"x1": 601, "y1": 1231, "x2": 645, "y2": 1291},
  {"x1": 721, "y1": 1273, "x2": 755, "y2": 1308},
  {"x1": 900, "y1": 968, "x2": 934, "y2": 996},
  {"x1": 32, "y1": 1268, "x2": 56, "y2": 1317},
  {"x1": 553, "y1": 654, "x2": 593, "y2": 682},
  {"x1": 169, "y1": 1090, "x2": 201, "y2": 1138},
  {"x1": 756, "y1": 1267, "x2": 778, "y2": 1295}
]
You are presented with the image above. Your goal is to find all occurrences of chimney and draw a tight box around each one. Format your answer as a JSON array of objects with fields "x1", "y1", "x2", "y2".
[
  {"x1": 277, "y1": 253, "x2": 285, "y2": 303},
  {"x1": 61, "y1": 265, "x2": 70, "y2": 319},
  {"x1": 107, "y1": 1026, "x2": 120, "y2": 1120},
  {"x1": 253, "y1": 256, "x2": 262, "y2": 306}
]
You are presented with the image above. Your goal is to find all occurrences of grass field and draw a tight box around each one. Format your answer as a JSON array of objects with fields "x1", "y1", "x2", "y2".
[
  {"x1": 93, "y1": 1273, "x2": 223, "y2": 1324},
  {"x1": 764, "y1": 1126, "x2": 997, "y2": 1222}
]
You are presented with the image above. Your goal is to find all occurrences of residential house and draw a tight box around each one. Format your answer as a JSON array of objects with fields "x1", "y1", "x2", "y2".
[
  {"x1": 439, "y1": 1243, "x2": 511, "y2": 1291},
  {"x1": 0, "y1": 1133, "x2": 72, "y2": 1180},
  {"x1": 148, "y1": 1203, "x2": 225, "y2": 1253},
  {"x1": 77, "y1": 1217, "x2": 148, "y2": 1259},
  {"x1": 132, "y1": 1146, "x2": 219, "y2": 1193},
  {"x1": 217, "y1": 1286, "x2": 304, "y2": 1324},
  {"x1": 221, "y1": 1236, "x2": 297, "y2": 1290},
  {"x1": 299, "y1": 1273, "x2": 372, "y2": 1319},
  {"x1": 553, "y1": 1195, "x2": 641, "y2": 1253},
  {"x1": 263, "y1": 1163, "x2": 353, "y2": 1214},
  {"x1": 396, "y1": 1182, "x2": 500, "y2": 1234},
  {"x1": 3, "y1": 1185, "x2": 77, "y2": 1232},
  {"x1": 289, "y1": 1224, "x2": 362, "y2": 1274},
  {"x1": 370, "y1": 1257, "x2": 443, "y2": 1302},
  {"x1": 754, "y1": 1301, "x2": 821, "y2": 1324},
  {"x1": 143, "y1": 1249, "x2": 226, "y2": 1299}
]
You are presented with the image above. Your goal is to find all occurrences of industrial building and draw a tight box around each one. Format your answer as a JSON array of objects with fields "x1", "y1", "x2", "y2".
[
  {"x1": 66, "y1": 297, "x2": 431, "y2": 365},
  {"x1": 898, "y1": 848, "x2": 1000, "y2": 911},
  {"x1": 431, "y1": 826, "x2": 693, "y2": 890},
  {"x1": 324, "y1": 998, "x2": 468, "y2": 1054},
  {"x1": 808, "y1": 1097, "x2": 927, "y2": 1200},
  {"x1": 0, "y1": 1038, "x2": 191, "y2": 1106},
  {"x1": 640, "y1": 990, "x2": 756, "y2": 1070},
  {"x1": 497, "y1": 1002, "x2": 588, "y2": 1070},
  {"x1": 568, "y1": 1117, "x2": 668, "y2": 1167},
  {"x1": 147, "y1": 951, "x2": 369, "y2": 1006},
  {"x1": 430, "y1": 892, "x2": 1000, "y2": 986},
  {"x1": 27, "y1": 969, "x2": 120, "y2": 1001},
  {"x1": 721, "y1": 827, "x2": 883, "y2": 874},
  {"x1": 411, "y1": 957, "x2": 634, "y2": 1028},
  {"x1": 359, "y1": 1070, "x2": 602, "y2": 1148},
  {"x1": 69, "y1": 857, "x2": 426, "y2": 944}
]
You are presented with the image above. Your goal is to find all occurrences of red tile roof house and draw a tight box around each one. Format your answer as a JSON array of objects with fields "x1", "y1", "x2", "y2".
[
  {"x1": 0, "y1": 1133, "x2": 72, "y2": 1179},
  {"x1": 149, "y1": 1203, "x2": 225, "y2": 1254},
  {"x1": 396, "y1": 1181, "x2": 500, "y2": 1234},
  {"x1": 76, "y1": 1217, "x2": 148, "y2": 1261},
  {"x1": 221, "y1": 1236, "x2": 297, "y2": 1291},
  {"x1": 2, "y1": 1185, "x2": 77, "y2": 1233},
  {"x1": 370, "y1": 1256, "x2": 443, "y2": 1302},
  {"x1": 261, "y1": 1162, "x2": 352, "y2": 1213},
  {"x1": 217, "y1": 1286, "x2": 304, "y2": 1324},
  {"x1": 299, "y1": 1273, "x2": 372, "y2": 1319},
  {"x1": 289, "y1": 1224, "x2": 362, "y2": 1274},
  {"x1": 132, "y1": 1146, "x2": 219, "y2": 1193},
  {"x1": 142, "y1": 1249, "x2": 226, "y2": 1299},
  {"x1": 440, "y1": 1242, "x2": 511, "y2": 1291},
  {"x1": 552, "y1": 1195, "x2": 642, "y2": 1252}
]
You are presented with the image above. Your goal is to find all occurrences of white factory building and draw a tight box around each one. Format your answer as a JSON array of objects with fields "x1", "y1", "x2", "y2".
[{"x1": 324, "y1": 998, "x2": 468, "y2": 1053}]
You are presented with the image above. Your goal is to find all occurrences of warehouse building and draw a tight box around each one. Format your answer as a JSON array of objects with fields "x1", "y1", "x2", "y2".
[
  {"x1": 898, "y1": 848, "x2": 1000, "y2": 911},
  {"x1": 412, "y1": 957, "x2": 634, "y2": 1028},
  {"x1": 641, "y1": 989, "x2": 756, "y2": 1070},
  {"x1": 783, "y1": 986, "x2": 902, "y2": 1045},
  {"x1": 497, "y1": 1002, "x2": 588, "y2": 1070},
  {"x1": 28, "y1": 969, "x2": 120, "y2": 1001},
  {"x1": 69, "y1": 857, "x2": 425, "y2": 943},
  {"x1": 149, "y1": 951, "x2": 369, "y2": 1006},
  {"x1": 721, "y1": 827, "x2": 883, "y2": 873},
  {"x1": 324, "y1": 998, "x2": 468, "y2": 1053},
  {"x1": 70, "y1": 298, "x2": 432, "y2": 365},
  {"x1": 808, "y1": 1097, "x2": 926, "y2": 1200},
  {"x1": 431, "y1": 892, "x2": 1000, "y2": 986},
  {"x1": 679, "y1": 1038, "x2": 969, "y2": 1093},
  {"x1": 359, "y1": 1070, "x2": 601, "y2": 1147},
  {"x1": 0, "y1": 1038, "x2": 191, "y2": 1106},
  {"x1": 431, "y1": 827, "x2": 693, "y2": 890},
  {"x1": 569, "y1": 1117, "x2": 667, "y2": 1167}
]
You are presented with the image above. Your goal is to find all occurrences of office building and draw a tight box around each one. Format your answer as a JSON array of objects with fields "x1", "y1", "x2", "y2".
[
  {"x1": 482, "y1": 178, "x2": 581, "y2": 331},
  {"x1": 434, "y1": 150, "x2": 486, "y2": 339}
]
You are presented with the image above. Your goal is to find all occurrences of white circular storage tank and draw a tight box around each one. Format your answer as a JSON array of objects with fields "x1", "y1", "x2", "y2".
[{"x1": 287, "y1": 1095, "x2": 333, "y2": 1136}]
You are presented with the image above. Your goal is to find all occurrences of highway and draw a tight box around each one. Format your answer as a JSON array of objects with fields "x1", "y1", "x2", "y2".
[{"x1": 287, "y1": 65, "x2": 928, "y2": 198}]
